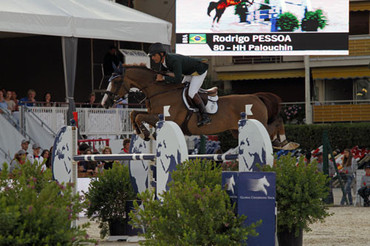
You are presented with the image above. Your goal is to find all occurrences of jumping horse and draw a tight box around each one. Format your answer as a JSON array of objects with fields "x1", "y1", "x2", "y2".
[
  {"x1": 101, "y1": 65, "x2": 296, "y2": 150},
  {"x1": 207, "y1": 0, "x2": 254, "y2": 27}
]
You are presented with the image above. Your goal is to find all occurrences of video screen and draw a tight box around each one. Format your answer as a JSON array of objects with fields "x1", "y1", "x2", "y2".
[{"x1": 176, "y1": 0, "x2": 349, "y2": 56}]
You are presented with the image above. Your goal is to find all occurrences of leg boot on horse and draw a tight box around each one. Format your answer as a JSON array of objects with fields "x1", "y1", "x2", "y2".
[{"x1": 193, "y1": 93, "x2": 211, "y2": 127}]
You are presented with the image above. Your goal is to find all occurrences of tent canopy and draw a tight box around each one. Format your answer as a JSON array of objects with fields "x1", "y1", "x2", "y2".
[
  {"x1": 0, "y1": 0, "x2": 172, "y2": 44},
  {"x1": 0, "y1": 0, "x2": 172, "y2": 125}
]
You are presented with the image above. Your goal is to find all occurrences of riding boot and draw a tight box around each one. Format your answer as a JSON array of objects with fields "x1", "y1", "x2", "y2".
[{"x1": 193, "y1": 93, "x2": 211, "y2": 127}]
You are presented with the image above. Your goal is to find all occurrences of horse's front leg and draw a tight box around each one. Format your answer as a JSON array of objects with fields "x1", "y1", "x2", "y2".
[
  {"x1": 134, "y1": 113, "x2": 160, "y2": 141},
  {"x1": 130, "y1": 111, "x2": 143, "y2": 135}
]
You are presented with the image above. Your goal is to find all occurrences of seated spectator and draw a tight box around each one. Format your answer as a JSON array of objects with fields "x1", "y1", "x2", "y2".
[
  {"x1": 79, "y1": 148, "x2": 99, "y2": 175},
  {"x1": 120, "y1": 138, "x2": 131, "y2": 154},
  {"x1": 19, "y1": 89, "x2": 37, "y2": 107},
  {"x1": 27, "y1": 143, "x2": 46, "y2": 171},
  {"x1": 82, "y1": 93, "x2": 98, "y2": 108},
  {"x1": 9, "y1": 149, "x2": 27, "y2": 172},
  {"x1": 44, "y1": 92, "x2": 53, "y2": 107},
  {"x1": 0, "y1": 90, "x2": 9, "y2": 114},
  {"x1": 119, "y1": 138, "x2": 130, "y2": 166},
  {"x1": 114, "y1": 97, "x2": 128, "y2": 108},
  {"x1": 41, "y1": 149, "x2": 51, "y2": 169},
  {"x1": 358, "y1": 164, "x2": 370, "y2": 207},
  {"x1": 20, "y1": 139, "x2": 30, "y2": 155},
  {"x1": 101, "y1": 146, "x2": 114, "y2": 170},
  {"x1": 11, "y1": 91, "x2": 19, "y2": 111},
  {"x1": 4, "y1": 90, "x2": 16, "y2": 112}
]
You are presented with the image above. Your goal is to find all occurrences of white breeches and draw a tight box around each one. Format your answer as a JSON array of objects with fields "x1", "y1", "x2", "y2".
[{"x1": 181, "y1": 71, "x2": 207, "y2": 99}]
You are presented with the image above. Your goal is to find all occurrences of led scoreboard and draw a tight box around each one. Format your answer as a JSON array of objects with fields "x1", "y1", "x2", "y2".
[{"x1": 176, "y1": 0, "x2": 349, "y2": 56}]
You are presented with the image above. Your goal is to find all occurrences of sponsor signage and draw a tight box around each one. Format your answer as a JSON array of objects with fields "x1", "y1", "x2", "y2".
[{"x1": 223, "y1": 171, "x2": 276, "y2": 245}]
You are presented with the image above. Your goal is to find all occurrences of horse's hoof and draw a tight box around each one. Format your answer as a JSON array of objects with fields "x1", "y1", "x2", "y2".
[{"x1": 150, "y1": 132, "x2": 157, "y2": 141}]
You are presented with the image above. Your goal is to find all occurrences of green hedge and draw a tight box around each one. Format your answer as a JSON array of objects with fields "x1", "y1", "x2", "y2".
[
  {"x1": 217, "y1": 123, "x2": 370, "y2": 152},
  {"x1": 285, "y1": 123, "x2": 370, "y2": 151}
]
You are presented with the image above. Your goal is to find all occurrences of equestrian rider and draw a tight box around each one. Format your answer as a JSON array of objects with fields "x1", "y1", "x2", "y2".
[{"x1": 148, "y1": 42, "x2": 211, "y2": 127}]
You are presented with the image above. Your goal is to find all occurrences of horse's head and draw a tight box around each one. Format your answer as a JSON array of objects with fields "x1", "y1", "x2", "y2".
[{"x1": 101, "y1": 66, "x2": 130, "y2": 109}]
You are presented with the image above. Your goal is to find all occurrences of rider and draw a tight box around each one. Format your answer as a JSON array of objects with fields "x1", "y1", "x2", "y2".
[{"x1": 148, "y1": 42, "x2": 211, "y2": 127}]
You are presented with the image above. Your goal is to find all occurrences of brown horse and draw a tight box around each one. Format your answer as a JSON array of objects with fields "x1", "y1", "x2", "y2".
[{"x1": 101, "y1": 65, "x2": 294, "y2": 149}]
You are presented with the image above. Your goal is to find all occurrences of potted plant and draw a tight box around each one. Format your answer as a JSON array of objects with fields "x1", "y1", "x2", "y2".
[
  {"x1": 301, "y1": 9, "x2": 327, "y2": 31},
  {"x1": 84, "y1": 163, "x2": 136, "y2": 239},
  {"x1": 276, "y1": 12, "x2": 299, "y2": 31},
  {"x1": 262, "y1": 154, "x2": 332, "y2": 246}
]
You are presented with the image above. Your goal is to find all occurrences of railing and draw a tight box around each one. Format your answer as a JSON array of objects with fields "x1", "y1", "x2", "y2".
[
  {"x1": 282, "y1": 100, "x2": 370, "y2": 123},
  {"x1": 232, "y1": 56, "x2": 283, "y2": 64},
  {"x1": 25, "y1": 106, "x2": 147, "y2": 138}
]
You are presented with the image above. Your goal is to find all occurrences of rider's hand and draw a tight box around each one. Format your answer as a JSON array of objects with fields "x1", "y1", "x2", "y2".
[{"x1": 156, "y1": 74, "x2": 164, "y2": 81}]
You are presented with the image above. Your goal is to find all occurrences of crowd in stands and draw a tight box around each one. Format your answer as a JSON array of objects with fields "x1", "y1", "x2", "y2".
[
  {"x1": 8, "y1": 137, "x2": 131, "y2": 178},
  {"x1": 0, "y1": 88, "x2": 130, "y2": 113}
]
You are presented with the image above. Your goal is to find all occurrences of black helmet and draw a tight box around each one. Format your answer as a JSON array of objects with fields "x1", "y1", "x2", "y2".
[{"x1": 148, "y1": 42, "x2": 166, "y2": 56}]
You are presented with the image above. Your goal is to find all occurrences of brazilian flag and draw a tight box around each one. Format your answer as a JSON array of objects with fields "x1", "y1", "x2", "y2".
[{"x1": 189, "y1": 34, "x2": 206, "y2": 44}]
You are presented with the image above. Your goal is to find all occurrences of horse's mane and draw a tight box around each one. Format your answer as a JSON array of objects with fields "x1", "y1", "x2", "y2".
[
  {"x1": 122, "y1": 63, "x2": 184, "y2": 90},
  {"x1": 123, "y1": 63, "x2": 159, "y2": 74}
]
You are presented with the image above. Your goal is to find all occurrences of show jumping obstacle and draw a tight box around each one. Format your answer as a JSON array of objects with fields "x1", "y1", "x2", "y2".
[{"x1": 52, "y1": 107, "x2": 273, "y2": 199}]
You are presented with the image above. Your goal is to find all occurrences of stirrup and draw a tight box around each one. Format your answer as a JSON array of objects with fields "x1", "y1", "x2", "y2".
[{"x1": 197, "y1": 115, "x2": 211, "y2": 127}]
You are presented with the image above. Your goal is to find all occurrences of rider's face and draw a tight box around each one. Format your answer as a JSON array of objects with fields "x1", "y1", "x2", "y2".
[{"x1": 151, "y1": 53, "x2": 162, "y2": 64}]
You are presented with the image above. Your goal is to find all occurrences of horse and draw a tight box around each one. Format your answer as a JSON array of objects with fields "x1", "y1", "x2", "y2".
[
  {"x1": 101, "y1": 65, "x2": 295, "y2": 150},
  {"x1": 207, "y1": 0, "x2": 254, "y2": 27}
]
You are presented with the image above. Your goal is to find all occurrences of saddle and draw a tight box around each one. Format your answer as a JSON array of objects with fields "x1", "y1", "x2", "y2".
[{"x1": 182, "y1": 84, "x2": 219, "y2": 115}]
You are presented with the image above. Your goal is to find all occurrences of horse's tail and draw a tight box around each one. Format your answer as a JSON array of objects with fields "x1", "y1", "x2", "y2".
[
  {"x1": 254, "y1": 92, "x2": 282, "y2": 125},
  {"x1": 207, "y1": 2, "x2": 218, "y2": 16}
]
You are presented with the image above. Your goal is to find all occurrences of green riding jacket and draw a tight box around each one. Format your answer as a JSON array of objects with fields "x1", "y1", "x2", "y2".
[{"x1": 161, "y1": 53, "x2": 208, "y2": 84}]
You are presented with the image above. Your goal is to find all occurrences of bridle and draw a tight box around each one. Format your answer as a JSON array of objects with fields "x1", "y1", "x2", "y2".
[{"x1": 104, "y1": 74, "x2": 130, "y2": 104}]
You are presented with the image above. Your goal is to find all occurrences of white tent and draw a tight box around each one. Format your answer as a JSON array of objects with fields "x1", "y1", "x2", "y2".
[
  {"x1": 0, "y1": 0, "x2": 172, "y2": 122},
  {"x1": 0, "y1": 0, "x2": 172, "y2": 44}
]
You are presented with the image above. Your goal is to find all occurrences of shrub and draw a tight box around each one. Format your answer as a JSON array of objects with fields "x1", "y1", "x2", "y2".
[
  {"x1": 0, "y1": 161, "x2": 93, "y2": 245},
  {"x1": 277, "y1": 12, "x2": 300, "y2": 31},
  {"x1": 84, "y1": 163, "x2": 136, "y2": 238},
  {"x1": 262, "y1": 154, "x2": 331, "y2": 236},
  {"x1": 129, "y1": 159, "x2": 260, "y2": 245}
]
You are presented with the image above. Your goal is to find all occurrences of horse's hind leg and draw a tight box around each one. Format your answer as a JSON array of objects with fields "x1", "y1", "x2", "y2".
[{"x1": 267, "y1": 117, "x2": 288, "y2": 147}]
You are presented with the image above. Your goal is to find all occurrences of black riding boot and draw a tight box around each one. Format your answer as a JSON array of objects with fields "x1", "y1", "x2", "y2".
[{"x1": 193, "y1": 93, "x2": 211, "y2": 127}]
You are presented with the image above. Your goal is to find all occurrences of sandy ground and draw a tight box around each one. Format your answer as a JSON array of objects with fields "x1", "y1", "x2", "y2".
[{"x1": 80, "y1": 188, "x2": 370, "y2": 245}]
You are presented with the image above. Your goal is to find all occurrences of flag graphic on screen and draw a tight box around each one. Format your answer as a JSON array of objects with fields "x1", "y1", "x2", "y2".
[{"x1": 189, "y1": 34, "x2": 206, "y2": 44}]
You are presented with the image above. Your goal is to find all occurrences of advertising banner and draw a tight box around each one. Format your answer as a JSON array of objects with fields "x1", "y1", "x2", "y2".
[{"x1": 222, "y1": 171, "x2": 276, "y2": 245}]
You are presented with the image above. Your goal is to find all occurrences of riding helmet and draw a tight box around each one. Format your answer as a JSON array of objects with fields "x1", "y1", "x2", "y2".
[{"x1": 148, "y1": 42, "x2": 166, "y2": 56}]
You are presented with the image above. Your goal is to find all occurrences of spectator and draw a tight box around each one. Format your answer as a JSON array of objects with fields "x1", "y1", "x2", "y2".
[
  {"x1": 103, "y1": 45, "x2": 123, "y2": 76},
  {"x1": 41, "y1": 149, "x2": 51, "y2": 169},
  {"x1": 119, "y1": 138, "x2": 130, "y2": 166},
  {"x1": 316, "y1": 152, "x2": 335, "y2": 204},
  {"x1": 358, "y1": 164, "x2": 370, "y2": 207},
  {"x1": 80, "y1": 148, "x2": 99, "y2": 175},
  {"x1": 27, "y1": 143, "x2": 46, "y2": 171},
  {"x1": 19, "y1": 89, "x2": 37, "y2": 107},
  {"x1": 44, "y1": 92, "x2": 53, "y2": 107},
  {"x1": 20, "y1": 139, "x2": 30, "y2": 155},
  {"x1": 0, "y1": 90, "x2": 8, "y2": 113},
  {"x1": 11, "y1": 91, "x2": 19, "y2": 111},
  {"x1": 9, "y1": 149, "x2": 27, "y2": 172},
  {"x1": 340, "y1": 149, "x2": 357, "y2": 206},
  {"x1": 4, "y1": 90, "x2": 16, "y2": 112},
  {"x1": 120, "y1": 138, "x2": 131, "y2": 154},
  {"x1": 83, "y1": 92, "x2": 98, "y2": 108},
  {"x1": 114, "y1": 97, "x2": 128, "y2": 108},
  {"x1": 101, "y1": 146, "x2": 114, "y2": 170}
]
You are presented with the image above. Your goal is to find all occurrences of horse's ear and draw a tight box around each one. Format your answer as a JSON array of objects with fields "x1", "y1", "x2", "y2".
[{"x1": 113, "y1": 62, "x2": 124, "y2": 75}]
